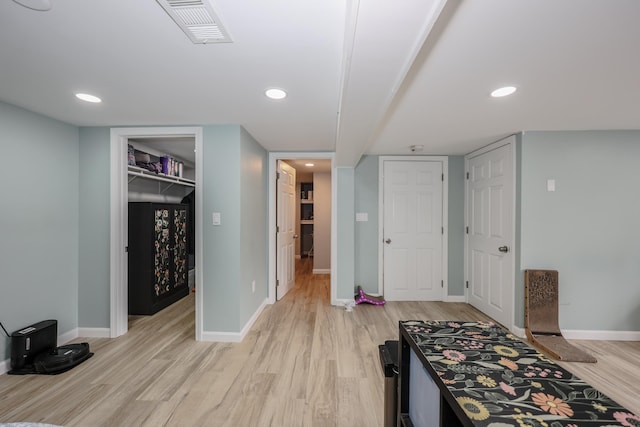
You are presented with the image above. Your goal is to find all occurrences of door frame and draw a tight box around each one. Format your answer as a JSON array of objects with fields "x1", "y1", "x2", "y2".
[
  {"x1": 378, "y1": 156, "x2": 449, "y2": 299},
  {"x1": 268, "y1": 152, "x2": 336, "y2": 304},
  {"x1": 109, "y1": 126, "x2": 203, "y2": 340},
  {"x1": 464, "y1": 135, "x2": 516, "y2": 331}
]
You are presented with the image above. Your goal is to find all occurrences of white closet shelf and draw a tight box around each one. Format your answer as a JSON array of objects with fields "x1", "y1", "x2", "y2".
[
  {"x1": 128, "y1": 165, "x2": 195, "y2": 188},
  {"x1": 300, "y1": 220, "x2": 314, "y2": 224}
]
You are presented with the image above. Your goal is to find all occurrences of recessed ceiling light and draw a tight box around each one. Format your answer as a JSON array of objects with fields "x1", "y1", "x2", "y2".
[
  {"x1": 75, "y1": 93, "x2": 102, "y2": 103},
  {"x1": 265, "y1": 88, "x2": 287, "y2": 100},
  {"x1": 491, "y1": 86, "x2": 517, "y2": 98},
  {"x1": 305, "y1": 163, "x2": 314, "y2": 167}
]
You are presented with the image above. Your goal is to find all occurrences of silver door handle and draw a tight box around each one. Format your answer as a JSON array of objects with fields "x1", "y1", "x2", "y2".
[
  {"x1": 498, "y1": 246, "x2": 509, "y2": 253},
  {"x1": 293, "y1": 234, "x2": 299, "y2": 239},
  {"x1": 385, "y1": 238, "x2": 392, "y2": 244}
]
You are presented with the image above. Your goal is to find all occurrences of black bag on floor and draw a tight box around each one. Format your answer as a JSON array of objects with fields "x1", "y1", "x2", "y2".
[{"x1": 32, "y1": 343, "x2": 93, "y2": 375}]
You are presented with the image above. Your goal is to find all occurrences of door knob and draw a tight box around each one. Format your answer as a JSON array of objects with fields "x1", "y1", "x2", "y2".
[
  {"x1": 498, "y1": 246, "x2": 509, "y2": 253},
  {"x1": 293, "y1": 234, "x2": 299, "y2": 239},
  {"x1": 385, "y1": 238, "x2": 392, "y2": 244}
]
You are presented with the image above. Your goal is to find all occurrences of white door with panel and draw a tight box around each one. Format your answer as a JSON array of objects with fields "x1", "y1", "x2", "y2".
[
  {"x1": 383, "y1": 160, "x2": 443, "y2": 301},
  {"x1": 276, "y1": 160, "x2": 296, "y2": 301},
  {"x1": 466, "y1": 140, "x2": 514, "y2": 328}
]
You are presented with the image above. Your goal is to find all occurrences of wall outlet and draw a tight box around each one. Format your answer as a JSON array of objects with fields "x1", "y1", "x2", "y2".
[{"x1": 252, "y1": 280, "x2": 256, "y2": 293}]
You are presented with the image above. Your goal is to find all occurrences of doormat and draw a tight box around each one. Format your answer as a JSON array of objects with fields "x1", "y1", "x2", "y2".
[{"x1": 525, "y1": 269, "x2": 596, "y2": 363}]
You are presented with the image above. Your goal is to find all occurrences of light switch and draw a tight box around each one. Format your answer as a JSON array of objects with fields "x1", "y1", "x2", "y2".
[
  {"x1": 355, "y1": 213, "x2": 368, "y2": 222},
  {"x1": 212, "y1": 212, "x2": 221, "y2": 225},
  {"x1": 547, "y1": 179, "x2": 556, "y2": 192}
]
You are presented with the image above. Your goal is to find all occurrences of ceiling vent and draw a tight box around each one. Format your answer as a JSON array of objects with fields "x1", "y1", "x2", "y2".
[{"x1": 156, "y1": 0, "x2": 232, "y2": 44}]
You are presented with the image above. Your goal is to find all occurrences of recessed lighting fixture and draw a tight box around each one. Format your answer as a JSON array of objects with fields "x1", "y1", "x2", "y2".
[
  {"x1": 75, "y1": 93, "x2": 102, "y2": 103},
  {"x1": 491, "y1": 86, "x2": 517, "y2": 98},
  {"x1": 265, "y1": 88, "x2": 287, "y2": 100},
  {"x1": 305, "y1": 163, "x2": 314, "y2": 167}
]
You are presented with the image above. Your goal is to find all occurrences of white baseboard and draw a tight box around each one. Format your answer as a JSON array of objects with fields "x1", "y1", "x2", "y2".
[
  {"x1": 512, "y1": 325, "x2": 526, "y2": 338},
  {"x1": 78, "y1": 327, "x2": 111, "y2": 338},
  {"x1": 0, "y1": 359, "x2": 9, "y2": 375},
  {"x1": 312, "y1": 268, "x2": 330, "y2": 274},
  {"x1": 58, "y1": 328, "x2": 79, "y2": 346},
  {"x1": 510, "y1": 325, "x2": 640, "y2": 341},
  {"x1": 445, "y1": 295, "x2": 466, "y2": 303},
  {"x1": 562, "y1": 329, "x2": 640, "y2": 341},
  {"x1": 332, "y1": 298, "x2": 355, "y2": 307},
  {"x1": 200, "y1": 298, "x2": 268, "y2": 343}
]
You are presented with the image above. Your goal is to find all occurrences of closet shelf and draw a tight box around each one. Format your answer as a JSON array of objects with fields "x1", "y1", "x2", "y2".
[
  {"x1": 128, "y1": 165, "x2": 195, "y2": 188},
  {"x1": 300, "y1": 220, "x2": 314, "y2": 225}
]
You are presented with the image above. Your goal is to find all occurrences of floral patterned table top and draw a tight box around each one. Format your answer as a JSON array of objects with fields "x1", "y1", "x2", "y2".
[{"x1": 400, "y1": 320, "x2": 639, "y2": 427}]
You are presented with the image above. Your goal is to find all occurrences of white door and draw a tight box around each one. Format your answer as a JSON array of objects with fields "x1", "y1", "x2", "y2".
[
  {"x1": 383, "y1": 160, "x2": 443, "y2": 301},
  {"x1": 276, "y1": 160, "x2": 296, "y2": 300},
  {"x1": 466, "y1": 139, "x2": 514, "y2": 328}
]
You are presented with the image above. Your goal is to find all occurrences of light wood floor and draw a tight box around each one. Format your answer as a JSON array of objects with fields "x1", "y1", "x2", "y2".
[{"x1": 1, "y1": 258, "x2": 639, "y2": 426}]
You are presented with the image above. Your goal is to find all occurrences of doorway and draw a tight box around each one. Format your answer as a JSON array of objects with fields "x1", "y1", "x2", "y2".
[
  {"x1": 268, "y1": 153, "x2": 337, "y2": 305},
  {"x1": 465, "y1": 135, "x2": 515, "y2": 329},
  {"x1": 110, "y1": 127, "x2": 203, "y2": 340}
]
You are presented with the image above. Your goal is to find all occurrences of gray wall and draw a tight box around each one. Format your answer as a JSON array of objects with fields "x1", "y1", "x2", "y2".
[
  {"x1": 313, "y1": 172, "x2": 331, "y2": 271},
  {"x1": 447, "y1": 156, "x2": 465, "y2": 296},
  {"x1": 336, "y1": 167, "x2": 355, "y2": 300},
  {"x1": 239, "y1": 127, "x2": 269, "y2": 328},
  {"x1": 353, "y1": 155, "x2": 466, "y2": 297},
  {"x1": 78, "y1": 127, "x2": 111, "y2": 328},
  {"x1": 519, "y1": 130, "x2": 640, "y2": 331},
  {"x1": 1, "y1": 101, "x2": 79, "y2": 359},
  {"x1": 201, "y1": 125, "x2": 269, "y2": 332},
  {"x1": 354, "y1": 156, "x2": 379, "y2": 293}
]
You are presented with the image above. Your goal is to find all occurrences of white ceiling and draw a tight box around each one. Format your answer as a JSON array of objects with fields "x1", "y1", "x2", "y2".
[{"x1": 1, "y1": 0, "x2": 639, "y2": 167}]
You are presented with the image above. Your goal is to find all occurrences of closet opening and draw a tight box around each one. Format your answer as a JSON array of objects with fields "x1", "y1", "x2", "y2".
[
  {"x1": 110, "y1": 127, "x2": 203, "y2": 340},
  {"x1": 126, "y1": 137, "x2": 196, "y2": 330}
]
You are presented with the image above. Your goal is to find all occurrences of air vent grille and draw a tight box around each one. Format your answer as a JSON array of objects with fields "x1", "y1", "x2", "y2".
[{"x1": 157, "y1": 0, "x2": 232, "y2": 44}]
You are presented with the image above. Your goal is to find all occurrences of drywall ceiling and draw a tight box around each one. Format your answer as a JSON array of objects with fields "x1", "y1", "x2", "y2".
[{"x1": 1, "y1": 0, "x2": 638, "y2": 167}]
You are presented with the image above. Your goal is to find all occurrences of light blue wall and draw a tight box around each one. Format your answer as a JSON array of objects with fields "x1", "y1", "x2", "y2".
[
  {"x1": 200, "y1": 125, "x2": 269, "y2": 333},
  {"x1": 354, "y1": 156, "x2": 378, "y2": 293},
  {"x1": 519, "y1": 130, "x2": 640, "y2": 331},
  {"x1": 0, "y1": 101, "x2": 79, "y2": 359},
  {"x1": 78, "y1": 127, "x2": 111, "y2": 328},
  {"x1": 239, "y1": 127, "x2": 268, "y2": 327},
  {"x1": 352, "y1": 155, "x2": 466, "y2": 297},
  {"x1": 447, "y1": 156, "x2": 465, "y2": 296},
  {"x1": 202, "y1": 125, "x2": 242, "y2": 332},
  {"x1": 337, "y1": 167, "x2": 356, "y2": 300}
]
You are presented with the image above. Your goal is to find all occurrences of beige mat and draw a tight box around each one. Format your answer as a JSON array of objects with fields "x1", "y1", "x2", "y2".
[{"x1": 525, "y1": 269, "x2": 596, "y2": 363}]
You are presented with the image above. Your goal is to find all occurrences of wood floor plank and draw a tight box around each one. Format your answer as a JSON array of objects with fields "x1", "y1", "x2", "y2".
[{"x1": 1, "y1": 257, "x2": 638, "y2": 426}]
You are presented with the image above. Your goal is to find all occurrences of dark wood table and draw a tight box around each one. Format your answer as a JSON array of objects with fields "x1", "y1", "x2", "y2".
[{"x1": 398, "y1": 320, "x2": 639, "y2": 427}]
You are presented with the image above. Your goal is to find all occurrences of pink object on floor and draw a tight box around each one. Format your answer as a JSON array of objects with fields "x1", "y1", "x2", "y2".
[{"x1": 354, "y1": 286, "x2": 386, "y2": 305}]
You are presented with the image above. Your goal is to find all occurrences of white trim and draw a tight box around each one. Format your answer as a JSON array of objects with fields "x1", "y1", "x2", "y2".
[
  {"x1": 312, "y1": 268, "x2": 331, "y2": 274},
  {"x1": 336, "y1": 298, "x2": 356, "y2": 307},
  {"x1": 562, "y1": 329, "x2": 640, "y2": 341},
  {"x1": 58, "y1": 328, "x2": 78, "y2": 346},
  {"x1": 110, "y1": 127, "x2": 203, "y2": 340},
  {"x1": 110, "y1": 130, "x2": 127, "y2": 338},
  {"x1": 78, "y1": 328, "x2": 111, "y2": 338},
  {"x1": 377, "y1": 156, "x2": 449, "y2": 301},
  {"x1": 511, "y1": 325, "x2": 640, "y2": 341},
  {"x1": 464, "y1": 135, "x2": 517, "y2": 331},
  {"x1": 445, "y1": 295, "x2": 466, "y2": 303},
  {"x1": 201, "y1": 298, "x2": 268, "y2": 342},
  {"x1": 0, "y1": 359, "x2": 9, "y2": 375},
  {"x1": 512, "y1": 325, "x2": 526, "y2": 338},
  {"x1": 267, "y1": 152, "x2": 337, "y2": 305}
]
